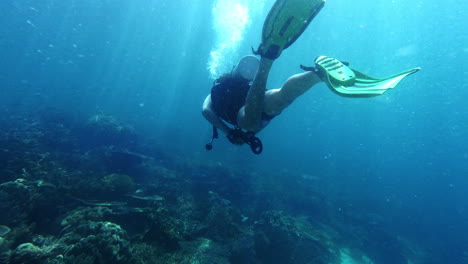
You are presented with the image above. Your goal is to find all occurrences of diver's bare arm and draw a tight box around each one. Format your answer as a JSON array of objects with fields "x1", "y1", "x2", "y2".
[
  {"x1": 238, "y1": 58, "x2": 274, "y2": 131},
  {"x1": 202, "y1": 95, "x2": 232, "y2": 134}
]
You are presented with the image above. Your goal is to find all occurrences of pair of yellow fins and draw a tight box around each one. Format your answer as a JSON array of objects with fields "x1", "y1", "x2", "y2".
[{"x1": 253, "y1": 0, "x2": 420, "y2": 97}]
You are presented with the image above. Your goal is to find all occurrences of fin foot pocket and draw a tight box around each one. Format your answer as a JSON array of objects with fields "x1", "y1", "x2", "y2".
[{"x1": 315, "y1": 56, "x2": 356, "y2": 86}]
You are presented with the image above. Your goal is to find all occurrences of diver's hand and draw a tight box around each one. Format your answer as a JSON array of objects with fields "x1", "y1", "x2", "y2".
[{"x1": 227, "y1": 129, "x2": 246, "y2": 145}]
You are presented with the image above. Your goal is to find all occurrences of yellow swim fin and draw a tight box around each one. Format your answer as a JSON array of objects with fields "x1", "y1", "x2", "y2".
[{"x1": 254, "y1": 0, "x2": 325, "y2": 60}]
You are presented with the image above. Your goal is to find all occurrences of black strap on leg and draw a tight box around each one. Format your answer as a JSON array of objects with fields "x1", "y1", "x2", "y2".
[
  {"x1": 244, "y1": 132, "x2": 263, "y2": 154},
  {"x1": 205, "y1": 125, "x2": 219, "y2": 151},
  {"x1": 229, "y1": 128, "x2": 263, "y2": 154},
  {"x1": 206, "y1": 126, "x2": 263, "y2": 154}
]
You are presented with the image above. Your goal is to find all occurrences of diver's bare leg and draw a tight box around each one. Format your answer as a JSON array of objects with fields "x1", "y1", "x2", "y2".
[
  {"x1": 264, "y1": 71, "x2": 322, "y2": 116},
  {"x1": 237, "y1": 57, "x2": 274, "y2": 132}
]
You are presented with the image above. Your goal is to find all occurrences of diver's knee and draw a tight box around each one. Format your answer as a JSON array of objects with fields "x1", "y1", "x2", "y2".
[{"x1": 264, "y1": 89, "x2": 291, "y2": 115}]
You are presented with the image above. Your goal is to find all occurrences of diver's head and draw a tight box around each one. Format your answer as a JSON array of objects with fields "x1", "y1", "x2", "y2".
[{"x1": 233, "y1": 55, "x2": 260, "y2": 81}]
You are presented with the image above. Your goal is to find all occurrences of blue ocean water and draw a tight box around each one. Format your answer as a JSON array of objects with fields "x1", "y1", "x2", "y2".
[{"x1": 0, "y1": 0, "x2": 467, "y2": 263}]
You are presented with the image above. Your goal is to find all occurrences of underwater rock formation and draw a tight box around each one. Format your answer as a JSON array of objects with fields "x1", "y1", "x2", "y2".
[
  {"x1": 62, "y1": 221, "x2": 133, "y2": 264},
  {"x1": 66, "y1": 172, "x2": 137, "y2": 201},
  {"x1": 202, "y1": 191, "x2": 245, "y2": 242},
  {"x1": 103, "y1": 150, "x2": 148, "y2": 174},
  {"x1": 0, "y1": 238, "x2": 7, "y2": 256},
  {"x1": 80, "y1": 113, "x2": 137, "y2": 148},
  {"x1": 0, "y1": 225, "x2": 11, "y2": 237},
  {"x1": 61, "y1": 206, "x2": 114, "y2": 229},
  {"x1": 253, "y1": 211, "x2": 339, "y2": 264},
  {"x1": 179, "y1": 238, "x2": 230, "y2": 264},
  {"x1": 97, "y1": 173, "x2": 136, "y2": 199},
  {"x1": 8, "y1": 243, "x2": 46, "y2": 264},
  {"x1": 0, "y1": 178, "x2": 62, "y2": 231},
  {"x1": 0, "y1": 115, "x2": 431, "y2": 264}
]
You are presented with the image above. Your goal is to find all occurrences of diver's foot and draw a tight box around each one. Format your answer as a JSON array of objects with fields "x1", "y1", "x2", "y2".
[{"x1": 253, "y1": 43, "x2": 282, "y2": 60}]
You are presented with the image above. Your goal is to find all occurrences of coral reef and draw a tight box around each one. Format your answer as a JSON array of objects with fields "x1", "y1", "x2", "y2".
[
  {"x1": 8, "y1": 243, "x2": 46, "y2": 264},
  {"x1": 179, "y1": 238, "x2": 230, "y2": 264},
  {"x1": 0, "y1": 113, "x2": 428, "y2": 264},
  {"x1": 253, "y1": 211, "x2": 339, "y2": 264},
  {"x1": 0, "y1": 225, "x2": 11, "y2": 237},
  {"x1": 0, "y1": 178, "x2": 64, "y2": 233},
  {"x1": 80, "y1": 113, "x2": 137, "y2": 148},
  {"x1": 62, "y1": 221, "x2": 132, "y2": 264}
]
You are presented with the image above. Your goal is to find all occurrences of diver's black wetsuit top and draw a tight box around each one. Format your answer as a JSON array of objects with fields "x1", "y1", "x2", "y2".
[{"x1": 210, "y1": 75, "x2": 276, "y2": 126}]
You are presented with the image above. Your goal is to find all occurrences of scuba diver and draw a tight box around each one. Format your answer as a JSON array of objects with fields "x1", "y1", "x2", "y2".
[{"x1": 202, "y1": 0, "x2": 420, "y2": 154}]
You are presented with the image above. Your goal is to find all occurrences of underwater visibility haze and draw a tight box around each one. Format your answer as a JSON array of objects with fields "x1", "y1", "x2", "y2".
[{"x1": 0, "y1": 0, "x2": 467, "y2": 263}]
